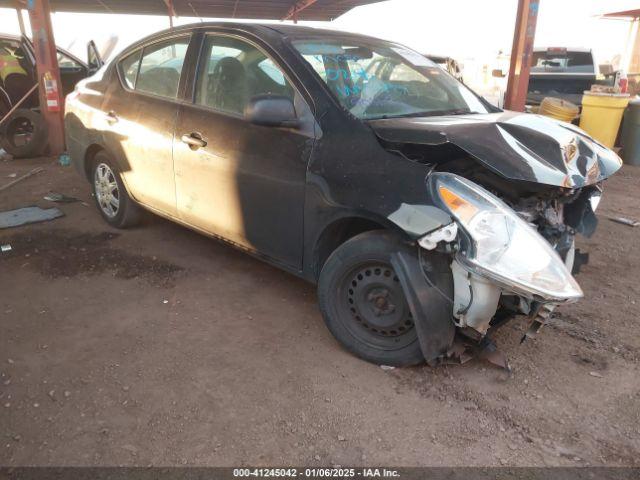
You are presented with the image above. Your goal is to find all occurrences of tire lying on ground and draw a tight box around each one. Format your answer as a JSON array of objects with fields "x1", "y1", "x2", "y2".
[{"x1": 0, "y1": 108, "x2": 48, "y2": 158}]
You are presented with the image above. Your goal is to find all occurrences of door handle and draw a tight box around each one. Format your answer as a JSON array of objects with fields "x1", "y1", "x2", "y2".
[
  {"x1": 105, "y1": 110, "x2": 118, "y2": 125},
  {"x1": 181, "y1": 132, "x2": 207, "y2": 150}
]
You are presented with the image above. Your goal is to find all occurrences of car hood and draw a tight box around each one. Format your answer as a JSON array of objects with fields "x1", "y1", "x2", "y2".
[{"x1": 368, "y1": 111, "x2": 622, "y2": 188}]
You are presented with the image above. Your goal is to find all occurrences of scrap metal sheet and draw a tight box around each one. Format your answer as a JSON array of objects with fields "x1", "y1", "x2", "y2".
[{"x1": 0, "y1": 207, "x2": 65, "y2": 229}]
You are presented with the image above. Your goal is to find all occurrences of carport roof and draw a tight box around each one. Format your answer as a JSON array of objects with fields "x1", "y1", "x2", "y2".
[
  {"x1": 603, "y1": 9, "x2": 640, "y2": 19},
  {"x1": 4, "y1": 0, "x2": 385, "y2": 21}
]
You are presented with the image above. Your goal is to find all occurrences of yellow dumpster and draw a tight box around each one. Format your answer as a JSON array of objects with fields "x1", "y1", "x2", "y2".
[
  {"x1": 539, "y1": 97, "x2": 579, "y2": 123},
  {"x1": 579, "y1": 92, "x2": 630, "y2": 148}
]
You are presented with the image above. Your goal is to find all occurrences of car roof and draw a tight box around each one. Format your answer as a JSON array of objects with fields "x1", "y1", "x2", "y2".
[
  {"x1": 1, "y1": 32, "x2": 84, "y2": 64},
  {"x1": 124, "y1": 22, "x2": 394, "y2": 52},
  {"x1": 0, "y1": 33, "x2": 20, "y2": 42}
]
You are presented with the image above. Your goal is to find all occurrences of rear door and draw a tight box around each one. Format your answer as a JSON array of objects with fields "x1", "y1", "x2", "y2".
[
  {"x1": 172, "y1": 32, "x2": 314, "y2": 268},
  {"x1": 100, "y1": 34, "x2": 192, "y2": 217}
]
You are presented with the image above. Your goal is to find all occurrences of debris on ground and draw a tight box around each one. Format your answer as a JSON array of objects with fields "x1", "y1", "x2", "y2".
[
  {"x1": 0, "y1": 206, "x2": 64, "y2": 229},
  {"x1": 380, "y1": 365, "x2": 395, "y2": 371},
  {"x1": 7, "y1": 173, "x2": 16, "y2": 178},
  {"x1": 609, "y1": 216, "x2": 639, "y2": 227},
  {"x1": 44, "y1": 192, "x2": 79, "y2": 203},
  {"x1": 0, "y1": 167, "x2": 44, "y2": 193},
  {"x1": 589, "y1": 371, "x2": 604, "y2": 378},
  {"x1": 58, "y1": 154, "x2": 72, "y2": 167},
  {"x1": 1, "y1": 244, "x2": 11, "y2": 253}
]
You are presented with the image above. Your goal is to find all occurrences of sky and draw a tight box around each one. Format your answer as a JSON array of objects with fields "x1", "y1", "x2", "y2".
[{"x1": 0, "y1": 0, "x2": 638, "y2": 67}]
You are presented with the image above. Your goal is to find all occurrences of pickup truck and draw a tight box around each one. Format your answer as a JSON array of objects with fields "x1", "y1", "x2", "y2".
[{"x1": 526, "y1": 47, "x2": 597, "y2": 107}]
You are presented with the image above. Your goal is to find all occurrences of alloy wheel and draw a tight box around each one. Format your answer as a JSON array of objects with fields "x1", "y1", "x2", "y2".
[{"x1": 94, "y1": 162, "x2": 120, "y2": 218}]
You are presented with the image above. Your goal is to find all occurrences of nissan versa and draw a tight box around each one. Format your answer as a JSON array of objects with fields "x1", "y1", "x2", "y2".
[{"x1": 65, "y1": 24, "x2": 620, "y2": 367}]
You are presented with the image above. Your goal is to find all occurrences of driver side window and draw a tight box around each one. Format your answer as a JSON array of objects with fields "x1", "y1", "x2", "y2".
[{"x1": 195, "y1": 35, "x2": 294, "y2": 115}]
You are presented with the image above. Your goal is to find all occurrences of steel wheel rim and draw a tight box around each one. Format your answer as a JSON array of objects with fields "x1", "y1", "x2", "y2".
[
  {"x1": 339, "y1": 261, "x2": 416, "y2": 350},
  {"x1": 94, "y1": 163, "x2": 120, "y2": 218},
  {"x1": 6, "y1": 117, "x2": 34, "y2": 148}
]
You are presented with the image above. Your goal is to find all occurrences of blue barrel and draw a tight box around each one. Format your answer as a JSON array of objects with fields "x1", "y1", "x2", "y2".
[{"x1": 621, "y1": 97, "x2": 640, "y2": 166}]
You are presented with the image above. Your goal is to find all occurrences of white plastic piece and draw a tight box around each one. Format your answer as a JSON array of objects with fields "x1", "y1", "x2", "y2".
[
  {"x1": 451, "y1": 259, "x2": 501, "y2": 335},
  {"x1": 418, "y1": 222, "x2": 458, "y2": 250}
]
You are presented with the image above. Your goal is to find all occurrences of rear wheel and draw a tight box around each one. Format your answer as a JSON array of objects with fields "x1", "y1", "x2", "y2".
[
  {"x1": 90, "y1": 151, "x2": 141, "y2": 228},
  {"x1": 318, "y1": 230, "x2": 424, "y2": 366}
]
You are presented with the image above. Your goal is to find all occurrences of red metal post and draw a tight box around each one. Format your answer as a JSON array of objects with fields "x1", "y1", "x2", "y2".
[
  {"x1": 504, "y1": 0, "x2": 540, "y2": 111},
  {"x1": 27, "y1": 0, "x2": 65, "y2": 155}
]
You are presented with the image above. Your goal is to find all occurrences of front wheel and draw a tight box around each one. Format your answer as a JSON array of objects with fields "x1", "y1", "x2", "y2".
[
  {"x1": 317, "y1": 230, "x2": 424, "y2": 366},
  {"x1": 90, "y1": 151, "x2": 141, "y2": 228}
]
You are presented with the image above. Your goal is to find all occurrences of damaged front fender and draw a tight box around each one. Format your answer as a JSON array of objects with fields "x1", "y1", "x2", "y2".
[{"x1": 391, "y1": 248, "x2": 455, "y2": 364}]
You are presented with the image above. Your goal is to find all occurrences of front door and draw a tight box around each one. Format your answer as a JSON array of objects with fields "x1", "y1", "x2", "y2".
[
  {"x1": 173, "y1": 33, "x2": 313, "y2": 269},
  {"x1": 101, "y1": 35, "x2": 191, "y2": 216},
  {"x1": 56, "y1": 50, "x2": 88, "y2": 96}
]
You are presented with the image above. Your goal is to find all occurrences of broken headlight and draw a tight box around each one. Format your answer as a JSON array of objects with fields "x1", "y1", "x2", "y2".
[{"x1": 430, "y1": 172, "x2": 583, "y2": 302}]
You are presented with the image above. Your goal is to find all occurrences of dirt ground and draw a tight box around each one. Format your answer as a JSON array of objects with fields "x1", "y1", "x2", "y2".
[{"x1": 0, "y1": 154, "x2": 639, "y2": 467}]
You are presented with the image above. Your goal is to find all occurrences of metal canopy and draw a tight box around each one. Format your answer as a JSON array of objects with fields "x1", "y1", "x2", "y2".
[
  {"x1": 603, "y1": 9, "x2": 640, "y2": 19},
  {"x1": 3, "y1": 0, "x2": 385, "y2": 21}
]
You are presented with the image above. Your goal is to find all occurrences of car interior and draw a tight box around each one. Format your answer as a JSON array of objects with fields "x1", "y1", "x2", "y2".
[
  {"x1": 120, "y1": 36, "x2": 294, "y2": 113},
  {"x1": 0, "y1": 39, "x2": 37, "y2": 112},
  {"x1": 197, "y1": 39, "x2": 294, "y2": 115}
]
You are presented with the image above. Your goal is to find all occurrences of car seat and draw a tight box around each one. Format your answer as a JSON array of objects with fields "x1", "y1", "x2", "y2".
[
  {"x1": 207, "y1": 57, "x2": 247, "y2": 114},
  {"x1": 137, "y1": 67, "x2": 180, "y2": 98}
]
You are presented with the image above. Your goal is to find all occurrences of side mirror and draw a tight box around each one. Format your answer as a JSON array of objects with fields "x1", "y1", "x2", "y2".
[
  {"x1": 245, "y1": 95, "x2": 299, "y2": 128},
  {"x1": 492, "y1": 69, "x2": 505, "y2": 78}
]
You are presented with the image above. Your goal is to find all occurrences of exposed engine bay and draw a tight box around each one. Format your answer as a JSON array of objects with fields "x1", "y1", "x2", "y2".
[{"x1": 380, "y1": 135, "x2": 607, "y2": 368}]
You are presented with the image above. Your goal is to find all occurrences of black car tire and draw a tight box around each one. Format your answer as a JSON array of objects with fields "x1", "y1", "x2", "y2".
[
  {"x1": 0, "y1": 109, "x2": 48, "y2": 158},
  {"x1": 318, "y1": 230, "x2": 424, "y2": 366},
  {"x1": 90, "y1": 150, "x2": 141, "y2": 228}
]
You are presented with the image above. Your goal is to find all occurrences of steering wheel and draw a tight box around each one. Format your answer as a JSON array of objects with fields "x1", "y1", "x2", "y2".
[{"x1": 360, "y1": 83, "x2": 410, "y2": 116}]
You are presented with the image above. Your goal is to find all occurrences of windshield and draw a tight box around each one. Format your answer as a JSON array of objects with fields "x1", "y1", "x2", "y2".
[{"x1": 293, "y1": 39, "x2": 489, "y2": 119}]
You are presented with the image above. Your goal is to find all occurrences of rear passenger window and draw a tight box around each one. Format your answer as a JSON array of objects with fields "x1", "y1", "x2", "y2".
[
  {"x1": 119, "y1": 50, "x2": 141, "y2": 89},
  {"x1": 118, "y1": 37, "x2": 189, "y2": 98},
  {"x1": 137, "y1": 37, "x2": 189, "y2": 98}
]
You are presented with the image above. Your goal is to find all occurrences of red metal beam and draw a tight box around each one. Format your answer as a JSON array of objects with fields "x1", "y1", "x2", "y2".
[
  {"x1": 283, "y1": 0, "x2": 319, "y2": 20},
  {"x1": 27, "y1": 0, "x2": 65, "y2": 155},
  {"x1": 504, "y1": 0, "x2": 540, "y2": 111}
]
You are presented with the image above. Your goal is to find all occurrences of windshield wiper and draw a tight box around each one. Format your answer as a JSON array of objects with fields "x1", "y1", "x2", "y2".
[{"x1": 369, "y1": 108, "x2": 476, "y2": 120}]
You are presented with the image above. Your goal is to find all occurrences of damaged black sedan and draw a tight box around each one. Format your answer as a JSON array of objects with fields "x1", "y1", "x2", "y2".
[{"x1": 65, "y1": 24, "x2": 620, "y2": 367}]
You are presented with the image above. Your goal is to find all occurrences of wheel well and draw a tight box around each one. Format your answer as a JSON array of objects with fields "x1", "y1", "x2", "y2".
[
  {"x1": 313, "y1": 217, "x2": 399, "y2": 280},
  {"x1": 83, "y1": 144, "x2": 104, "y2": 180}
]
